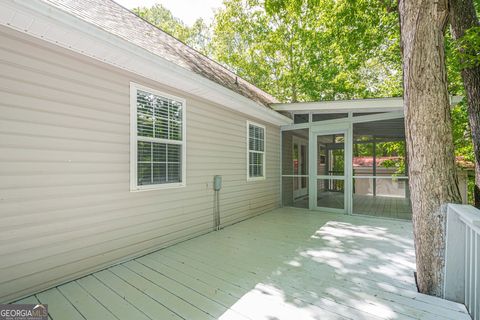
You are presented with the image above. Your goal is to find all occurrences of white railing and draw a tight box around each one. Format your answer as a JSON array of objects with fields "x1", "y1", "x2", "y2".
[{"x1": 444, "y1": 204, "x2": 480, "y2": 320}]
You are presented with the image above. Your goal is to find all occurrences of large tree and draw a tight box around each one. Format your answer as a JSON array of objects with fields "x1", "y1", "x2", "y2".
[
  {"x1": 449, "y1": 0, "x2": 480, "y2": 208},
  {"x1": 211, "y1": 0, "x2": 401, "y2": 102},
  {"x1": 398, "y1": 0, "x2": 462, "y2": 296}
]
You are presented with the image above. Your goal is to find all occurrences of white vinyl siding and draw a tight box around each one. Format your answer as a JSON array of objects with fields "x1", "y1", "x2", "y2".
[
  {"x1": 130, "y1": 84, "x2": 186, "y2": 191},
  {"x1": 247, "y1": 121, "x2": 266, "y2": 180},
  {"x1": 0, "y1": 26, "x2": 280, "y2": 303}
]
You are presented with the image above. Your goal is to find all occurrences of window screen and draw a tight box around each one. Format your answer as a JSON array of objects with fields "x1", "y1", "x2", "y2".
[
  {"x1": 248, "y1": 122, "x2": 265, "y2": 179},
  {"x1": 132, "y1": 84, "x2": 185, "y2": 190}
]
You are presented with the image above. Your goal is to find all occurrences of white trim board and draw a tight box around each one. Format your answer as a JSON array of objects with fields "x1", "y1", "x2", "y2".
[
  {"x1": 0, "y1": 0, "x2": 292, "y2": 126},
  {"x1": 272, "y1": 96, "x2": 464, "y2": 113},
  {"x1": 273, "y1": 97, "x2": 404, "y2": 113}
]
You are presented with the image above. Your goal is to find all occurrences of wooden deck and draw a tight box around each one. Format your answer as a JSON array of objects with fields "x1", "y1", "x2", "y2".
[
  {"x1": 16, "y1": 208, "x2": 469, "y2": 320},
  {"x1": 294, "y1": 194, "x2": 412, "y2": 219},
  {"x1": 353, "y1": 195, "x2": 412, "y2": 220}
]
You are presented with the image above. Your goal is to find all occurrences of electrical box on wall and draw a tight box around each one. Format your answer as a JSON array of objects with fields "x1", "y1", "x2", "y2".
[{"x1": 213, "y1": 175, "x2": 222, "y2": 191}]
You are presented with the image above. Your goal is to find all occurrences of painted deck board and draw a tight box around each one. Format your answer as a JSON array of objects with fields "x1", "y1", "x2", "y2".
[
  {"x1": 36, "y1": 288, "x2": 85, "y2": 320},
  {"x1": 15, "y1": 208, "x2": 470, "y2": 320},
  {"x1": 110, "y1": 264, "x2": 214, "y2": 320},
  {"x1": 92, "y1": 269, "x2": 181, "y2": 320},
  {"x1": 57, "y1": 281, "x2": 117, "y2": 320}
]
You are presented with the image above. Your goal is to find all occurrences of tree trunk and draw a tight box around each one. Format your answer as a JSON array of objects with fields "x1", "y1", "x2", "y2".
[
  {"x1": 449, "y1": 0, "x2": 480, "y2": 208},
  {"x1": 398, "y1": 0, "x2": 463, "y2": 296}
]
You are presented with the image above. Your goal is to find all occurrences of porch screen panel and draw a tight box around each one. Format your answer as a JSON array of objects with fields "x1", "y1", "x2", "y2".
[
  {"x1": 352, "y1": 118, "x2": 411, "y2": 219},
  {"x1": 282, "y1": 129, "x2": 309, "y2": 208}
]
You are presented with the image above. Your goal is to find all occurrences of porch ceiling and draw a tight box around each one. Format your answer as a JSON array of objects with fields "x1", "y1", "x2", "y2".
[{"x1": 16, "y1": 208, "x2": 470, "y2": 320}]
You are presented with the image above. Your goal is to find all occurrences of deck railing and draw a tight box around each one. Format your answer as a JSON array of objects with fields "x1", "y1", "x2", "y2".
[{"x1": 444, "y1": 204, "x2": 480, "y2": 320}]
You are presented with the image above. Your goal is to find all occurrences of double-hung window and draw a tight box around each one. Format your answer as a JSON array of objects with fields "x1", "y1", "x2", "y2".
[
  {"x1": 247, "y1": 121, "x2": 266, "y2": 180},
  {"x1": 130, "y1": 83, "x2": 186, "y2": 191}
]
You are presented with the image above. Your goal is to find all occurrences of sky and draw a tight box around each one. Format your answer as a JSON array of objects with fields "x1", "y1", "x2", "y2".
[{"x1": 113, "y1": 0, "x2": 223, "y2": 26}]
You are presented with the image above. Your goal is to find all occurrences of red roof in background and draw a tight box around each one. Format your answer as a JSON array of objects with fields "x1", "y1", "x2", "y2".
[
  {"x1": 353, "y1": 157, "x2": 400, "y2": 167},
  {"x1": 353, "y1": 156, "x2": 474, "y2": 170}
]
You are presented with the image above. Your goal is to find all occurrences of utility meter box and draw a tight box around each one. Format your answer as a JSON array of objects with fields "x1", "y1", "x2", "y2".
[{"x1": 213, "y1": 175, "x2": 222, "y2": 191}]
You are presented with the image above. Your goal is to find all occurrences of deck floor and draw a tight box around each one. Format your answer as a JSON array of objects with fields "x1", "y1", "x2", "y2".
[
  {"x1": 16, "y1": 208, "x2": 469, "y2": 320},
  {"x1": 353, "y1": 195, "x2": 412, "y2": 220},
  {"x1": 294, "y1": 195, "x2": 412, "y2": 220}
]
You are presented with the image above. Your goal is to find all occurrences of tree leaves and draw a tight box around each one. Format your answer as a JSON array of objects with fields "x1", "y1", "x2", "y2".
[
  {"x1": 211, "y1": 0, "x2": 402, "y2": 102},
  {"x1": 132, "y1": 4, "x2": 211, "y2": 54}
]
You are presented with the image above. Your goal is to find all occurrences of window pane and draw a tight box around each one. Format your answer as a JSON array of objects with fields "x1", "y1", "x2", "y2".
[
  {"x1": 353, "y1": 112, "x2": 385, "y2": 117},
  {"x1": 153, "y1": 163, "x2": 167, "y2": 184},
  {"x1": 258, "y1": 166, "x2": 264, "y2": 176},
  {"x1": 257, "y1": 138, "x2": 264, "y2": 151},
  {"x1": 167, "y1": 144, "x2": 181, "y2": 162},
  {"x1": 137, "y1": 89, "x2": 183, "y2": 140},
  {"x1": 137, "y1": 141, "x2": 151, "y2": 162},
  {"x1": 137, "y1": 90, "x2": 154, "y2": 137},
  {"x1": 152, "y1": 143, "x2": 166, "y2": 162},
  {"x1": 248, "y1": 124, "x2": 265, "y2": 152},
  {"x1": 137, "y1": 163, "x2": 152, "y2": 185},
  {"x1": 168, "y1": 163, "x2": 181, "y2": 182},
  {"x1": 312, "y1": 113, "x2": 348, "y2": 122},
  {"x1": 154, "y1": 97, "x2": 169, "y2": 119},
  {"x1": 170, "y1": 103, "x2": 183, "y2": 122},
  {"x1": 154, "y1": 117, "x2": 169, "y2": 139},
  {"x1": 294, "y1": 114, "x2": 309, "y2": 124},
  {"x1": 249, "y1": 152, "x2": 264, "y2": 177},
  {"x1": 169, "y1": 120, "x2": 182, "y2": 140}
]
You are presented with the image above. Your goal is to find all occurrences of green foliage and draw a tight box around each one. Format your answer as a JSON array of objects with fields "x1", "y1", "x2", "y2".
[
  {"x1": 211, "y1": 0, "x2": 401, "y2": 102},
  {"x1": 455, "y1": 26, "x2": 480, "y2": 69},
  {"x1": 132, "y1": 4, "x2": 211, "y2": 54},
  {"x1": 451, "y1": 101, "x2": 475, "y2": 162}
]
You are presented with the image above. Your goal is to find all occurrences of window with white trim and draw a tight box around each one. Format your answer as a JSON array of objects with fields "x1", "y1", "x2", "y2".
[
  {"x1": 247, "y1": 121, "x2": 265, "y2": 180},
  {"x1": 131, "y1": 83, "x2": 186, "y2": 190}
]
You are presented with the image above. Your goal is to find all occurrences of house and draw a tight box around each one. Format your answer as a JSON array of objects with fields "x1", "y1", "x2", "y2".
[{"x1": 0, "y1": 1, "x2": 477, "y2": 319}]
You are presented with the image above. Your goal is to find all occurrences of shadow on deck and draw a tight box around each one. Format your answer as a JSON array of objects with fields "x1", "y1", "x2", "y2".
[{"x1": 16, "y1": 208, "x2": 469, "y2": 320}]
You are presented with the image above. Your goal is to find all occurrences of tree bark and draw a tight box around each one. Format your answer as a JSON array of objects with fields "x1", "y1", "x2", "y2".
[
  {"x1": 398, "y1": 0, "x2": 462, "y2": 296},
  {"x1": 449, "y1": 0, "x2": 480, "y2": 208}
]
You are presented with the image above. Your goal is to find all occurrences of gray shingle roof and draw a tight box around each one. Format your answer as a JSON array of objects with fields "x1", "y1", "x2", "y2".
[{"x1": 41, "y1": 0, "x2": 278, "y2": 107}]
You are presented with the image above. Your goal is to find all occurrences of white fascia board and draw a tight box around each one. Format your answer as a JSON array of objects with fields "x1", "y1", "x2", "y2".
[
  {"x1": 271, "y1": 97, "x2": 404, "y2": 113},
  {"x1": 273, "y1": 95, "x2": 466, "y2": 113},
  {"x1": 2, "y1": 0, "x2": 292, "y2": 126}
]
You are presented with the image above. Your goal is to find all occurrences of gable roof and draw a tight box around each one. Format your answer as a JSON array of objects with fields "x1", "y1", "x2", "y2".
[{"x1": 40, "y1": 0, "x2": 278, "y2": 108}]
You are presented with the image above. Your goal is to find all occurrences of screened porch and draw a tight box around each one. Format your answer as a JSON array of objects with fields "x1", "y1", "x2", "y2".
[{"x1": 276, "y1": 98, "x2": 412, "y2": 220}]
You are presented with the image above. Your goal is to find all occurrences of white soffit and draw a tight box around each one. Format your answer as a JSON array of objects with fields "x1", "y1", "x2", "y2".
[
  {"x1": 271, "y1": 97, "x2": 404, "y2": 113},
  {"x1": 0, "y1": 0, "x2": 292, "y2": 126},
  {"x1": 271, "y1": 96, "x2": 464, "y2": 113}
]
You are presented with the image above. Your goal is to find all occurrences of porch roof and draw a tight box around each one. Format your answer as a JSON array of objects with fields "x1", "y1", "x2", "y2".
[
  {"x1": 16, "y1": 208, "x2": 470, "y2": 320},
  {"x1": 271, "y1": 96, "x2": 464, "y2": 113}
]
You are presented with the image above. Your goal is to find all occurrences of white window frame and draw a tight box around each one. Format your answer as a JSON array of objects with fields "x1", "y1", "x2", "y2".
[
  {"x1": 130, "y1": 82, "x2": 187, "y2": 191},
  {"x1": 247, "y1": 120, "x2": 266, "y2": 181}
]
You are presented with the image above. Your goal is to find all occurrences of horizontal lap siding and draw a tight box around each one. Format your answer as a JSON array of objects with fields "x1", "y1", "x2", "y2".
[{"x1": 0, "y1": 27, "x2": 281, "y2": 302}]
